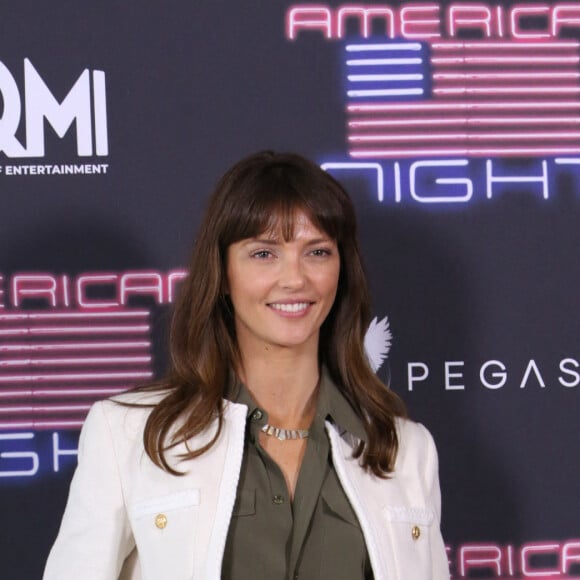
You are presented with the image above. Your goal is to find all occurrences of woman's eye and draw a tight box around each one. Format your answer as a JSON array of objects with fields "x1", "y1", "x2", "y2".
[
  {"x1": 311, "y1": 248, "x2": 331, "y2": 257},
  {"x1": 251, "y1": 250, "x2": 273, "y2": 259}
]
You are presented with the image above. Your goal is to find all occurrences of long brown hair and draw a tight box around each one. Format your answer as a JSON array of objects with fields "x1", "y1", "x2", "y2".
[{"x1": 137, "y1": 151, "x2": 406, "y2": 476}]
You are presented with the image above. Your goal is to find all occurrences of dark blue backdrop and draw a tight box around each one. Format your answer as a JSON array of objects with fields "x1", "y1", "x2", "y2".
[{"x1": 0, "y1": 1, "x2": 578, "y2": 578}]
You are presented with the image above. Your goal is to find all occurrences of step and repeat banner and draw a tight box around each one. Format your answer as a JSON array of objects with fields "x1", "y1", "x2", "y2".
[{"x1": 1, "y1": 1, "x2": 579, "y2": 578}]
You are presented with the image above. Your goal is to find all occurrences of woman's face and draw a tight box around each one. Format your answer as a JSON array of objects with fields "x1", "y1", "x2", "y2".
[{"x1": 226, "y1": 211, "x2": 340, "y2": 356}]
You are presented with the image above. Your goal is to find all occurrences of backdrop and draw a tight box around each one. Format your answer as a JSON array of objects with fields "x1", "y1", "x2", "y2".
[{"x1": 0, "y1": 1, "x2": 578, "y2": 578}]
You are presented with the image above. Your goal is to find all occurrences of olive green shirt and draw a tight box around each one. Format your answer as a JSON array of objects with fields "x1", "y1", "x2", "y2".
[{"x1": 222, "y1": 369, "x2": 374, "y2": 580}]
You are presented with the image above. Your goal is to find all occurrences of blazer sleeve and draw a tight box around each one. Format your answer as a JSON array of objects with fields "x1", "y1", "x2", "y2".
[
  {"x1": 43, "y1": 401, "x2": 135, "y2": 580},
  {"x1": 418, "y1": 422, "x2": 450, "y2": 580}
]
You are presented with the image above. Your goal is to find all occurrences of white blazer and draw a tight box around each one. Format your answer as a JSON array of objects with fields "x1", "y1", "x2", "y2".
[{"x1": 44, "y1": 396, "x2": 450, "y2": 580}]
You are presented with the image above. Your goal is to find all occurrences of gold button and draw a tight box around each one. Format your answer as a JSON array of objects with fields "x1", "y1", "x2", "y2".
[
  {"x1": 411, "y1": 525, "x2": 421, "y2": 540},
  {"x1": 155, "y1": 513, "x2": 168, "y2": 529}
]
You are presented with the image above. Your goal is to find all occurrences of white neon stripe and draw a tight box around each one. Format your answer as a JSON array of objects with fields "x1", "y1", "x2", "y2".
[
  {"x1": 0, "y1": 387, "x2": 127, "y2": 398},
  {"x1": 348, "y1": 73, "x2": 423, "y2": 82},
  {"x1": 0, "y1": 371, "x2": 153, "y2": 382},
  {"x1": 0, "y1": 310, "x2": 149, "y2": 321},
  {"x1": 431, "y1": 41, "x2": 580, "y2": 50},
  {"x1": 349, "y1": 131, "x2": 580, "y2": 142},
  {"x1": 434, "y1": 86, "x2": 580, "y2": 95},
  {"x1": 0, "y1": 341, "x2": 151, "y2": 352},
  {"x1": 0, "y1": 325, "x2": 150, "y2": 336},
  {"x1": 349, "y1": 116, "x2": 580, "y2": 128},
  {"x1": 432, "y1": 56, "x2": 580, "y2": 65},
  {"x1": 346, "y1": 43, "x2": 422, "y2": 52},
  {"x1": 433, "y1": 71, "x2": 580, "y2": 80},
  {"x1": 350, "y1": 146, "x2": 580, "y2": 157},
  {"x1": 347, "y1": 88, "x2": 424, "y2": 97},
  {"x1": 347, "y1": 58, "x2": 422, "y2": 66},
  {"x1": 347, "y1": 101, "x2": 580, "y2": 112},
  {"x1": 0, "y1": 404, "x2": 92, "y2": 414},
  {"x1": 0, "y1": 355, "x2": 151, "y2": 367}
]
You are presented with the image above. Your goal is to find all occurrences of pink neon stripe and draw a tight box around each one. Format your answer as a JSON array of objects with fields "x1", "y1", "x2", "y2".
[
  {"x1": 0, "y1": 371, "x2": 153, "y2": 383},
  {"x1": 0, "y1": 341, "x2": 151, "y2": 352},
  {"x1": 347, "y1": 101, "x2": 580, "y2": 112},
  {"x1": 0, "y1": 404, "x2": 92, "y2": 414},
  {"x1": 0, "y1": 310, "x2": 149, "y2": 321},
  {"x1": 349, "y1": 131, "x2": 580, "y2": 142},
  {"x1": 433, "y1": 71, "x2": 580, "y2": 81},
  {"x1": 0, "y1": 355, "x2": 151, "y2": 367},
  {"x1": 349, "y1": 116, "x2": 580, "y2": 128},
  {"x1": 0, "y1": 325, "x2": 150, "y2": 336},
  {"x1": 434, "y1": 86, "x2": 580, "y2": 96},
  {"x1": 0, "y1": 387, "x2": 128, "y2": 398},
  {"x1": 431, "y1": 41, "x2": 580, "y2": 50},
  {"x1": 432, "y1": 56, "x2": 580, "y2": 65},
  {"x1": 350, "y1": 146, "x2": 580, "y2": 157},
  {"x1": 0, "y1": 420, "x2": 84, "y2": 429}
]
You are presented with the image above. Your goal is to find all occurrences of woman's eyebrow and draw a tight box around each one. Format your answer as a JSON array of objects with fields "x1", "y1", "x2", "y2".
[
  {"x1": 243, "y1": 235, "x2": 334, "y2": 246},
  {"x1": 304, "y1": 237, "x2": 333, "y2": 246},
  {"x1": 244, "y1": 237, "x2": 280, "y2": 245}
]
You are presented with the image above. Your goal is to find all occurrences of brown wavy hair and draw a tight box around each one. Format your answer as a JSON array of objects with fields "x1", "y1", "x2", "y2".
[{"x1": 137, "y1": 151, "x2": 406, "y2": 476}]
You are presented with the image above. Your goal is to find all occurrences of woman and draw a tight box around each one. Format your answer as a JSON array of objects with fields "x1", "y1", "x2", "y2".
[{"x1": 44, "y1": 151, "x2": 449, "y2": 580}]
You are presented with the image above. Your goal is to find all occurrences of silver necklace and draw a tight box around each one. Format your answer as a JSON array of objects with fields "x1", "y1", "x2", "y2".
[{"x1": 261, "y1": 423, "x2": 310, "y2": 441}]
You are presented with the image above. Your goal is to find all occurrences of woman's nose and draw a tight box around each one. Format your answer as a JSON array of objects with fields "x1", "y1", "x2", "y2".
[{"x1": 278, "y1": 256, "x2": 306, "y2": 289}]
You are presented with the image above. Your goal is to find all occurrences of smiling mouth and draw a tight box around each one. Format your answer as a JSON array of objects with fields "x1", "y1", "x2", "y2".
[{"x1": 268, "y1": 302, "x2": 312, "y2": 313}]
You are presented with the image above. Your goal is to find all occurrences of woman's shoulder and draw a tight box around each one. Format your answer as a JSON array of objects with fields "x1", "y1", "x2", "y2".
[
  {"x1": 395, "y1": 415, "x2": 433, "y2": 438},
  {"x1": 81, "y1": 388, "x2": 169, "y2": 441},
  {"x1": 394, "y1": 416, "x2": 439, "y2": 466},
  {"x1": 109, "y1": 388, "x2": 168, "y2": 407},
  {"x1": 84, "y1": 390, "x2": 246, "y2": 442}
]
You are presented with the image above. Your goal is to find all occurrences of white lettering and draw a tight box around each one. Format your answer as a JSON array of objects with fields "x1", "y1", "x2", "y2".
[
  {"x1": 408, "y1": 362, "x2": 429, "y2": 391},
  {"x1": 52, "y1": 433, "x2": 78, "y2": 473},
  {"x1": 0, "y1": 59, "x2": 108, "y2": 158},
  {"x1": 445, "y1": 361, "x2": 465, "y2": 390},
  {"x1": 559, "y1": 358, "x2": 580, "y2": 387},
  {"x1": 480, "y1": 359, "x2": 507, "y2": 389},
  {"x1": 519, "y1": 359, "x2": 547, "y2": 388},
  {"x1": 410, "y1": 159, "x2": 473, "y2": 203},
  {"x1": 486, "y1": 159, "x2": 549, "y2": 200},
  {"x1": 0, "y1": 433, "x2": 39, "y2": 477}
]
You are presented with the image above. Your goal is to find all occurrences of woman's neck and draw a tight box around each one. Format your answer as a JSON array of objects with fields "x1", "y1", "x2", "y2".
[{"x1": 237, "y1": 347, "x2": 320, "y2": 428}]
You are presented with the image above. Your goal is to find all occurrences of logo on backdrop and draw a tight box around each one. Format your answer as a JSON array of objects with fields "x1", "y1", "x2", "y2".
[
  {"x1": 0, "y1": 269, "x2": 185, "y2": 479},
  {"x1": 447, "y1": 538, "x2": 580, "y2": 578},
  {"x1": 405, "y1": 357, "x2": 579, "y2": 392},
  {"x1": 287, "y1": 3, "x2": 580, "y2": 205},
  {"x1": 0, "y1": 59, "x2": 109, "y2": 176},
  {"x1": 364, "y1": 315, "x2": 392, "y2": 371}
]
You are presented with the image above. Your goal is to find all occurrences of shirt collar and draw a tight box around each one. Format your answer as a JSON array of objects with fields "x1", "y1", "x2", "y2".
[
  {"x1": 316, "y1": 366, "x2": 367, "y2": 443},
  {"x1": 225, "y1": 372, "x2": 263, "y2": 418}
]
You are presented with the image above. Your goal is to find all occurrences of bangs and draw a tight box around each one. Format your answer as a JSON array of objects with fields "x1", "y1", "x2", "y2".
[
  {"x1": 235, "y1": 195, "x2": 325, "y2": 243},
  {"x1": 219, "y1": 162, "x2": 350, "y2": 247}
]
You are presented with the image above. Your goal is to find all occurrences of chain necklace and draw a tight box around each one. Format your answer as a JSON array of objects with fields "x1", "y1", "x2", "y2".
[{"x1": 261, "y1": 423, "x2": 310, "y2": 441}]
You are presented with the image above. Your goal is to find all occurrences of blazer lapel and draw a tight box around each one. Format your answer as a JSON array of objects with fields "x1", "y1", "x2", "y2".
[{"x1": 326, "y1": 422, "x2": 395, "y2": 580}]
